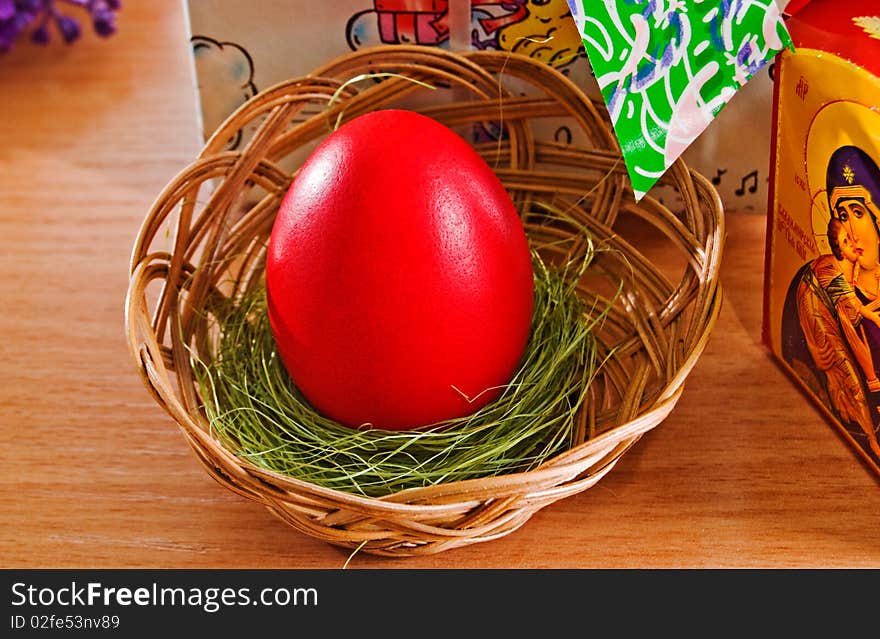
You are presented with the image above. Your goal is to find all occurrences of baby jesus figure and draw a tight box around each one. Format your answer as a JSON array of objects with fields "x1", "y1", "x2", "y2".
[{"x1": 813, "y1": 217, "x2": 880, "y2": 392}]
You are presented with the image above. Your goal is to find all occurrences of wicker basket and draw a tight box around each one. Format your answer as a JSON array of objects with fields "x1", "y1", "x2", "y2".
[{"x1": 125, "y1": 45, "x2": 724, "y2": 557}]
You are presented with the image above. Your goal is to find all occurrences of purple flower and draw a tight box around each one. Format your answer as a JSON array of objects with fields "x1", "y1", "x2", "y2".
[
  {"x1": 92, "y1": 7, "x2": 114, "y2": 37},
  {"x1": 55, "y1": 13, "x2": 79, "y2": 43},
  {"x1": 0, "y1": 1, "x2": 16, "y2": 22},
  {"x1": 30, "y1": 23, "x2": 47, "y2": 43},
  {"x1": 0, "y1": 0, "x2": 121, "y2": 52}
]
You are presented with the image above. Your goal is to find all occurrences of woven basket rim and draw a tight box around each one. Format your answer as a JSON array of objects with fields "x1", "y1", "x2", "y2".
[{"x1": 124, "y1": 44, "x2": 724, "y2": 557}]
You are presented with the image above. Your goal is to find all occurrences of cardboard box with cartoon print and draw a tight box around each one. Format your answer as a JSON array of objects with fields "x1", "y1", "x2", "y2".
[
  {"x1": 764, "y1": 0, "x2": 880, "y2": 477},
  {"x1": 184, "y1": 1, "x2": 588, "y2": 148},
  {"x1": 183, "y1": 0, "x2": 781, "y2": 214}
]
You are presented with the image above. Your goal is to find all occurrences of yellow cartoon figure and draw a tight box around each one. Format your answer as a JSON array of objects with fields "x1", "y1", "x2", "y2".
[{"x1": 492, "y1": 0, "x2": 583, "y2": 69}]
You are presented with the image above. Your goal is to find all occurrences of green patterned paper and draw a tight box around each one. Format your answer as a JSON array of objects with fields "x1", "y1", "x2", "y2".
[{"x1": 567, "y1": 0, "x2": 793, "y2": 199}]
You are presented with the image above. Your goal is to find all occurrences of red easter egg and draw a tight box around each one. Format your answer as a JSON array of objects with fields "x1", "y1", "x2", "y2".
[{"x1": 266, "y1": 109, "x2": 534, "y2": 430}]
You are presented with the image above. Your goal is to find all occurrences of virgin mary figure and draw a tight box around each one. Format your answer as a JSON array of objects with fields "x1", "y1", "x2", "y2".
[
  {"x1": 781, "y1": 145, "x2": 880, "y2": 459},
  {"x1": 826, "y1": 146, "x2": 880, "y2": 358}
]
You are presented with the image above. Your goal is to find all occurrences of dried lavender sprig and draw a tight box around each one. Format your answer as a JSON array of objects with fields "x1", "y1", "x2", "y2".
[{"x1": 0, "y1": 0, "x2": 120, "y2": 52}]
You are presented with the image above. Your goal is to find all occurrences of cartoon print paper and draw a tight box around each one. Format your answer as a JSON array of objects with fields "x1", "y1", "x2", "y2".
[
  {"x1": 184, "y1": 0, "x2": 785, "y2": 212},
  {"x1": 567, "y1": 0, "x2": 793, "y2": 199},
  {"x1": 185, "y1": 1, "x2": 588, "y2": 149}
]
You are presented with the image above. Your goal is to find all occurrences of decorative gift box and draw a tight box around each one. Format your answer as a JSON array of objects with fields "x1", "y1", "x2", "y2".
[{"x1": 763, "y1": 0, "x2": 880, "y2": 477}]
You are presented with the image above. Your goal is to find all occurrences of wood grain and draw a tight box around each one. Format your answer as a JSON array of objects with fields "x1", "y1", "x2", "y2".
[{"x1": 1, "y1": 2, "x2": 878, "y2": 569}]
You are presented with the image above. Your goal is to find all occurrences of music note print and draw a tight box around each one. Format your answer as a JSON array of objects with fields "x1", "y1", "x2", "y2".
[
  {"x1": 735, "y1": 170, "x2": 759, "y2": 196},
  {"x1": 554, "y1": 126, "x2": 573, "y2": 145},
  {"x1": 712, "y1": 168, "x2": 728, "y2": 185}
]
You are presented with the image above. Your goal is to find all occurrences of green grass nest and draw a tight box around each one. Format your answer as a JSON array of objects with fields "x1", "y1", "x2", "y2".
[{"x1": 193, "y1": 246, "x2": 611, "y2": 498}]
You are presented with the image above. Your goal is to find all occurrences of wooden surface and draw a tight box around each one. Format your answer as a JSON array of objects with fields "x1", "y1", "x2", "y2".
[{"x1": 2, "y1": 3, "x2": 878, "y2": 570}]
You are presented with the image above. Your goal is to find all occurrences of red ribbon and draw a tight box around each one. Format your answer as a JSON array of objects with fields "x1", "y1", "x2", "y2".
[
  {"x1": 476, "y1": 1, "x2": 529, "y2": 35},
  {"x1": 374, "y1": 0, "x2": 531, "y2": 41},
  {"x1": 415, "y1": 1, "x2": 530, "y2": 40}
]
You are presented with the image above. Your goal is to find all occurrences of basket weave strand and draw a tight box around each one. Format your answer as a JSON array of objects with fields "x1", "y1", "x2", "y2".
[{"x1": 125, "y1": 45, "x2": 724, "y2": 557}]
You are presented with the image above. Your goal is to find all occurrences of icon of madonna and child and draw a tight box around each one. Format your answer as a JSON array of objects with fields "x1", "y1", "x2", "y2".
[{"x1": 782, "y1": 145, "x2": 880, "y2": 462}]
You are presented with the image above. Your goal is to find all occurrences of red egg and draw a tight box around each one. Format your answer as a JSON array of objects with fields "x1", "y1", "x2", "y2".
[{"x1": 266, "y1": 109, "x2": 534, "y2": 430}]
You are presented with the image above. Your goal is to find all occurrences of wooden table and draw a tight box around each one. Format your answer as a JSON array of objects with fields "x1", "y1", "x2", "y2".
[{"x1": 2, "y1": 2, "x2": 878, "y2": 570}]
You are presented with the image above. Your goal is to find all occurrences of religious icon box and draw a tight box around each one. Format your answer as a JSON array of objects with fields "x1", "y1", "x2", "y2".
[{"x1": 763, "y1": 0, "x2": 880, "y2": 477}]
